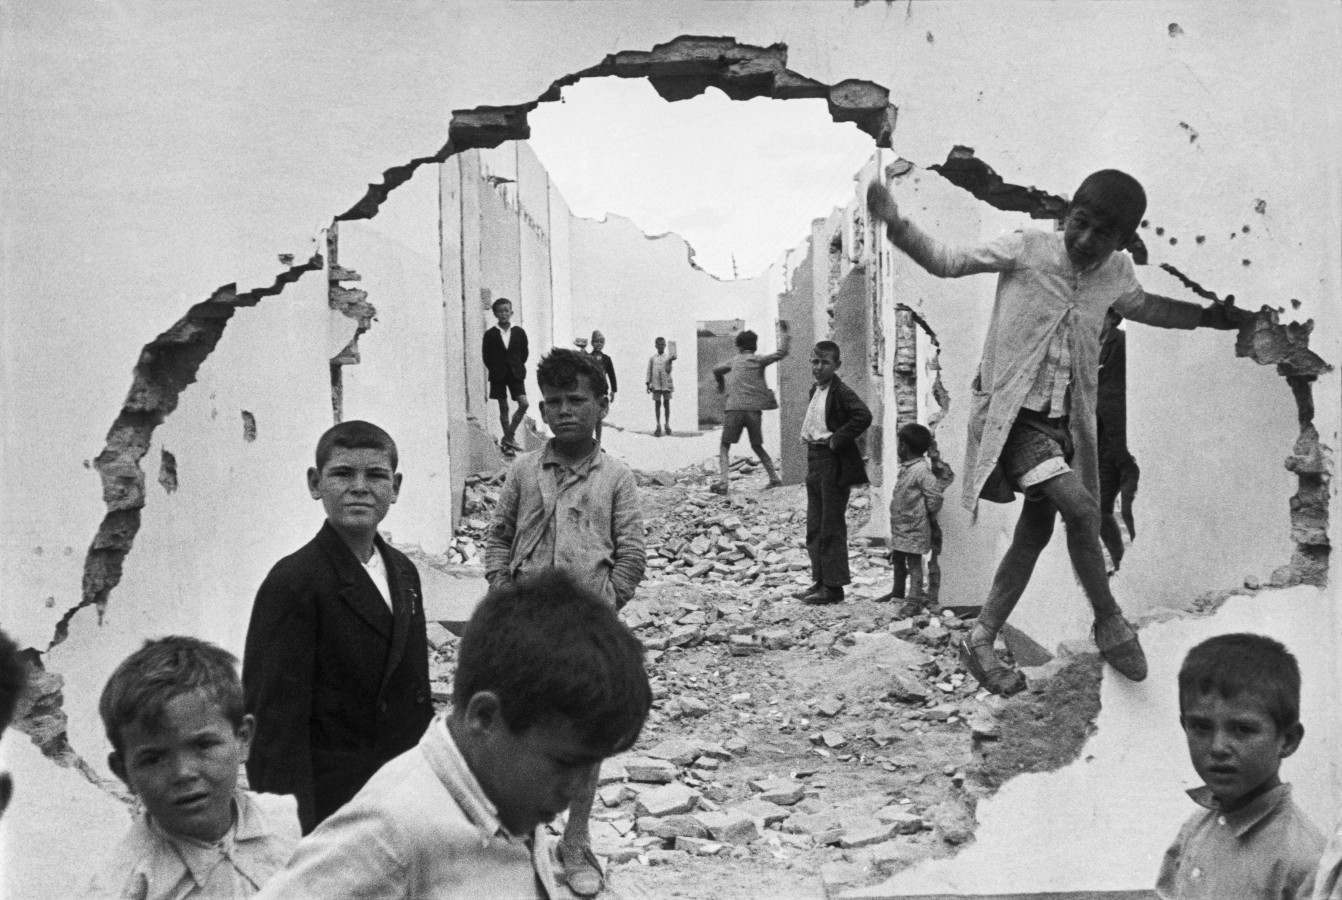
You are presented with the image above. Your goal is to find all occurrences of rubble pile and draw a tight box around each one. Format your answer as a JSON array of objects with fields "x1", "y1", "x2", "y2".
[{"x1": 425, "y1": 454, "x2": 1031, "y2": 892}]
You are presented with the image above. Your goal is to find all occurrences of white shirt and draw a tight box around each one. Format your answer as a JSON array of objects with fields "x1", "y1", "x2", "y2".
[
  {"x1": 498, "y1": 324, "x2": 512, "y2": 350},
  {"x1": 800, "y1": 385, "x2": 832, "y2": 443},
  {"x1": 361, "y1": 546, "x2": 393, "y2": 612}
]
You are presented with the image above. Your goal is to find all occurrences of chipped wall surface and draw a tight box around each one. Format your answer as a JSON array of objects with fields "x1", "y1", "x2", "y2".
[
  {"x1": 568, "y1": 214, "x2": 776, "y2": 437},
  {"x1": 3, "y1": 2, "x2": 1339, "y2": 897}
]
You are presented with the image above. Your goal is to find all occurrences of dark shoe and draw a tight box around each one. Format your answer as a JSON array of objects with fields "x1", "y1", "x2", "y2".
[
  {"x1": 557, "y1": 842, "x2": 604, "y2": 898},
  {"x1": 802, "y1": 586, "x2": 844, "y2": 605},
  {"x1": 504, "y1": 436, "x2": 525, "y2": 453},
  {"x1": 709, "y1": 482, "x2": 728, "y2": 495},
  {"x1": 957, "y1": 635, "x2": 1027, "y2": 697},
  {"x1": 764, "y1": 477, "x2": 783, "y2": 489},
  {"x1": 1093, "y1": 613, "x2": 1147, "y2": 681},
  {"x1": 793, "y1": 582, "x2": 822, "y2": 600},
  {"x1": 896, "y1": 598, "x2": 924, "y2": 619},
  {"x1": 654, "y1": 426, "x2": 663, "y2": 437}
]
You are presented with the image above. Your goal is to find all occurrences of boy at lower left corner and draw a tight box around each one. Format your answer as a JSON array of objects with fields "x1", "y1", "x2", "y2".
[
  {"x1": 85, "y1": 636, "x2": 301, "y2": 899},
  {"x1": 252, "y1": 569, "x2": 652, "y2": 900},
  {"x1": 1156, "y1": 633, "x2": 1324, "y2": 900}
]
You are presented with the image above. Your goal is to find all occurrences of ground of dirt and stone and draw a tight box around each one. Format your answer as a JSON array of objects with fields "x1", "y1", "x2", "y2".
[{"x1": 420, "y1": 456, "x2": 1105, "y2": 900}]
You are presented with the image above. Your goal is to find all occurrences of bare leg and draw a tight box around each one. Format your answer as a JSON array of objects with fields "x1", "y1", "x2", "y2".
[
  {"x1": 663, "y1": 396, "x2": 671, "y2": 432},
  {"x1": 1038, "y1": 472, "x2": 1120, "y2": 624},
  {"x1": 752, "y1": 442, "x2": 781, "y2": 484},
  {"x1": 496, "y1": 397, "x2": 511, "y2": 439},
  {"x1": 974, "y1": 495, "x2": 1058, "y2": 641},
  {"x1": 559, "y1": 764, "x2": 601, "y2": 894},
  {"x1": 718, "y1": 443, "x2": 732, "y2": 490},
  {"x1": 506, "y1": 394, "x2": 529, "y2": 443},
  {"x1": 1099, "y1": 486, "x2": 1124, "y2": 570}
]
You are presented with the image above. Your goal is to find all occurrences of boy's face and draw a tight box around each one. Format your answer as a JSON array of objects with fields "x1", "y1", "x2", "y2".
[
  {"x1": 896, "y1": 438, "x2": 912, "y2": 462},
  {"x1": 109, "y1": 691, "x2": 253, "y2": 843},
  {"x1": 1063, "y1": 204, "x2": 1125, "y2": 271},
  {"x1": 1181, "y1": 689, "x2": 1302, "y2": 810},
  {"x1": 654, "y1": 338, "x2": 665, "y2": 354},
  {"x1": 590, "y1": 334, "x2": 604, "y2": 352},
  {"x1": 464, "y1": 695, "x2": 608, "y2": 836},
  {"x1": 494, "y1": 302, "x2": 512, "y2": 327},
  {"x1": 540, "y1": 380, "x2": 606, "y2": 447},
  {"x1": 307, "y1": 447, "x2": 401, "y2": 536},
  {"x1": 811, "y1": 349, "x2": 840, "y2": 386}
]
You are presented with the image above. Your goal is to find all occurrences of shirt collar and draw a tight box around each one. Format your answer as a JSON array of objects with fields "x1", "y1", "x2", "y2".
[
  {"x1": 1186, "y1": 782, "x2": 1294, "y2": 839},
  {"x1": 427, "y1": 717, "x2": 526, "y2": 845},
  {"x1": 142, "y1": 792, "x2": 275, "y2": 897},
  {"x1": 540, "y1": 440, "x2": 602, "y2": 475}
]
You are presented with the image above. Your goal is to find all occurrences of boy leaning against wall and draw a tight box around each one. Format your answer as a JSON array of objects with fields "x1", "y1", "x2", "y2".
[{"x1": 867, "y1": 171, "x2": 1249, "y2": 696}]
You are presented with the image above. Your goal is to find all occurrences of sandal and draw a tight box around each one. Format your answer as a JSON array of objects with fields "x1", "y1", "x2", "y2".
[
  {"x1": 1093, "y1": 613, "x2": 1148, "y2": 682},
  {"x1": 896, "y1": 598, "x2": 924, "y2": 619},
  {"x1": 557, "y1": 841, "x2": 605, "y2": 898},
  {"x1": 957, "y1": 635, "x2": 1026, "y2": 697}
]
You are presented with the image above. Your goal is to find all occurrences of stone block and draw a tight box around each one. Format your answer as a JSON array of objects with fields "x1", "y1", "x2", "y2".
[
  {"x1": 598, "y1": 759, "x2": 628, "y2": 785},
  {"x1": 874, "y1": 808, "x2": 925, "y2": 834},
  {"x1": 637, "y1": 813, "x2": 709, "y2": 840},
  {"x1": 758, "y1": 783, "x2": 806, "y2": 806},
  {"x1": 624, "y1": 757, "x2": 677, "y2": 784},
  {"x1": 692, "y1": 809, "x2": 759, "y2": 844},
  {"x1": 839, "y1": 821, "x2": 896, "y2": 848},
  {"x1": 733, "y1": 798, "x2": 790, "y2": 827},
  {"x1": 646, "y1": 739, "x2": 701, "y2": 766},
  {"x1": 635, "y1": 783, "x2": 701, "y2": 818},
  {"x1": 674, "y1": 836, "x2": 725, "y2": 856}
]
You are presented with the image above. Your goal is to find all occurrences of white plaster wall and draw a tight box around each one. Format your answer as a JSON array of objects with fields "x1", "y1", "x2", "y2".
[
  {"x1": 855, "y1": 587, "x2": 1339, "y2": 896},
  {"x1": 339, "y1": 169, "x2": 453, "y2": 555},
  {"x1": 568, "y1": 214, "x2": 774, "y2": 439},
  {"x1": 3, "y1": 3, "x2": 1338, "y2": 897}
]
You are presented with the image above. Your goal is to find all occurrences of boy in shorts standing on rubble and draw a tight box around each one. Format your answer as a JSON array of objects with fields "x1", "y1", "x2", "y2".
[{"x1": 868, "y1": 171, "x2": 1249, "y2": 695}]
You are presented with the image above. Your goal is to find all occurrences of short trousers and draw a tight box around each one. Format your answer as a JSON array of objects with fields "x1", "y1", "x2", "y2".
[
  {"x1": 651, "y1": 389, "x2": 671, "y2": 399},
  {"x1": 1000, "y1": 410, "x2": 1072, "y2": 496},
  {"x1": 489, "y1": 377, "x2": 526, "y2": 401},
  {"x1": 721, "y1": 409, "x2": 763, "y2": 446}
]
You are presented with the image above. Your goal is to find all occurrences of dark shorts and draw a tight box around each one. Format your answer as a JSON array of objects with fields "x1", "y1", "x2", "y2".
[
  {"x1": 651, "y1": 389, "x2": 671, "y2": 399},
  {"x1": 489, "y1": 377, "x2": 526, "y2": 401},
  {"x1": 1000, "y1": 410, "x2": 1073, "y2": 497},
  {"x1": 721, "y1": 409, "x2": 763, "y2": 446}
]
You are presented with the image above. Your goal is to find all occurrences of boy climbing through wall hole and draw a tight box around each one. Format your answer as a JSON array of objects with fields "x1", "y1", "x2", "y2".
[{"x1": 868, "y1": 169, "x2": 1250, "y2": 696}]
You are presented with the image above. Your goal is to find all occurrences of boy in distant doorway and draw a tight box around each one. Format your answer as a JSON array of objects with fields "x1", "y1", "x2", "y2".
[
  {"x1": 885, "y1": 423, "x2": 945, "y2": 618},
  {"x1": 486, "y1": 348, "x2": 646, "y2": 897},
  {"x1": 798, "y1": 340, "x2": 871, "y2": 606},
  {"x1": 587, "y1": 330, "x2": 617, "y2": 444},
  {"x1": 711, "y1": 322, "x2": 789, "y2": 494},
  {"x1": 868, "y1": 171, "x2": 1249, "y2": 695},
  {"x1": 252, "y1": 570, "x2": 652, "y2": 900},
  {"x1": 646, "y1": 336, "x2": 676, "y2": 436},
  {"x1": 1156, "y1": 633, "x2": 1324, "y2": 899},
  {"x1": 87, "y1": 637, "x2": 301, "y2": 898},
  {"x1": 244, "y1": 421, "x2": 432, "y2": 834},
  {"x1": 482, "y1": 297, "x2": 530, "y2": 454}
]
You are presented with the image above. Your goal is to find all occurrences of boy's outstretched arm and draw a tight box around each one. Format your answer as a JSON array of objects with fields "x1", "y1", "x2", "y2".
[
  {"x1": 866, "y1": 180, "x2": 1019, "y2": 279},
  {"x1": 1118, "y1": 289, "x2": 1255, "y2": 332}
]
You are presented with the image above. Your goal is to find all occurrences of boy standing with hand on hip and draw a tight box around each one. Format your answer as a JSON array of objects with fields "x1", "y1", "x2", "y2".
[{"x1": 868, "y1": 171, "x2": 1249, "y2": 695}]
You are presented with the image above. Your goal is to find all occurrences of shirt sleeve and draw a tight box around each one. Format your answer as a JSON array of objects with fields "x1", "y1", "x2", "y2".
[
  {"x1": 1109, "y1": 257, "x2": 1202, "y2": 329},
  {"x1": 608, "y1": 469, "x2": 647, "y2": 606},
  {"x1": 921, "y1": 469, "x2": 945, "y2": 518},
  {"x1": 485, "y1": 468, "x2": 522, "y2": 582},
  {"x1": 889, "y1": 219, "x2": 1023, "y2": 279},
  {"x1": 253, "y1": 815, "x2": 409, "y2": 900}
]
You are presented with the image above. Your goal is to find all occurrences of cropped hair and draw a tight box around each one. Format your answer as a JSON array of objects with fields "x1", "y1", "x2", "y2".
[
  {"x1": 1178, "y1": 633, "x2": 1301, "y2": 731},
  {"x1": 734, "y1": 330, "x2": 758, "y2": 352},
  {"x1": 454, "y1": 570, "x2": 650, "y2": 753},
  {"x1": 100, "y1": 636, "x2": 246, "y2": 755},
  {"x1": 814, "y1": 340, "x2": 841, "y2": 363},
  {"x1": 1072, "y1": 170, "x2": 1146, "y2": 241},
  {"x1": 897, "y1": 423, "x2": 933, "y2": 457},
  {"x1": 315, "y1": 420, "x2": 398, "y2": 472},
  {"x1": 536, "y1": 347, "x2": 609, "y2": 399},
  {"x1": 491, "y1": 296, "x2": 513, "y2": 313},
  {"x1": 0, "y1": 628, "x2": 27, "y2": 734}
]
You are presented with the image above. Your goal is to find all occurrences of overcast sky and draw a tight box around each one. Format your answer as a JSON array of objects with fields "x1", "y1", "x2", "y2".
[{"x1": 528, "y1": 77, "x2": 877, "y2": 281}]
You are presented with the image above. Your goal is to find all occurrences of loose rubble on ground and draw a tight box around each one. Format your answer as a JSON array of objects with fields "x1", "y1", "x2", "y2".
[{"x1": 419, "y1": 455, "x2": 1088, "y2": 899}]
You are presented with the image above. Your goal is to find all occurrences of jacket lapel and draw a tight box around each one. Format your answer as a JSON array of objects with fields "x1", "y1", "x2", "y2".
[
  {"x1": 379, "y1": 539, "x2": 416, "y2": 696},
  {"x1": 317, "y1": 523, "x2": 393, "y2": 641}
]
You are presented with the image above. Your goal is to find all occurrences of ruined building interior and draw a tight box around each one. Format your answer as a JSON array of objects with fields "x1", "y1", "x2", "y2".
[{"x1": 2, "y1": 4, "x2": 1338, "y2": 898}]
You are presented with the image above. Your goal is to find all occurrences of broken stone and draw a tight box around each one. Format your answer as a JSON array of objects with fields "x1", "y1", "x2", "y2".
[
  {"x1": 674, "y1": 836, "x2": 725, "y2": 856},
  {"x1": 624, "y1": 757, "x2": 678, "y2": 784},
  {"x1": 679, "y1": 696, "x2": 710, "y2": 717},
  {"x1": 425, "y1": 621, "x2": 455, "y2": 649},
  {"x1": 927, "y1": 799, "x2": 976, "y2": 846},
  {"x1": 815, "y1": 696, "x2": 846, "y2": 717},
  {"x1": 598, "y1": 759, "x2": 628, "y2": 785},
  {"x1": 733, "y1": 798, "x2": 790, "y2": 827},
  {"x1": 635, "y1": 783, "x2": 701, "y2": 818},
  {"x1": 599, "y1": 784, "x2": 631, "y2": 807},
  {"x1": 887, "y1": 672, "x2": 931, "y2": 703},
  {"x1": 839, "y1": 821, "x2": 896, "y2": 848},
  {"x1": 875, "y1": 808, "x2": 926, "y2": 834},
  {"x1": 638, "y1": 814, "x2": 709, "y2": 840},
  {"x1": 646, "y1": 739, "x2": 702, "y2": 766},
  {"x1": 692, "y1": 809, "x2": 759, "y2": 844}
]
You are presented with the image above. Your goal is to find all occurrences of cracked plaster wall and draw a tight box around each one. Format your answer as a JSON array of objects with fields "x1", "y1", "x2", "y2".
[{"x1": 3, "y1": 3, "x2": 1338, "y2": 898}]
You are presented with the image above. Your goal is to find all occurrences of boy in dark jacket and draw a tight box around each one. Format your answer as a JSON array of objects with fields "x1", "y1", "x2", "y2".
[
  {"x1": 243, "y1": 421, "x2": 432, "y2": 834},
  {"x1": 798, "y1": 340, "x2": 872, "y2": 605}
]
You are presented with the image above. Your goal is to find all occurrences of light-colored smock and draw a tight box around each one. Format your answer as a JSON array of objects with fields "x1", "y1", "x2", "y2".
[
  {"x1": 888, "y1": 456, "x2": 944, "y2": 554},
  {"x1": 888, "y1": 221, "x2": 1202, "y2": 512}
]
